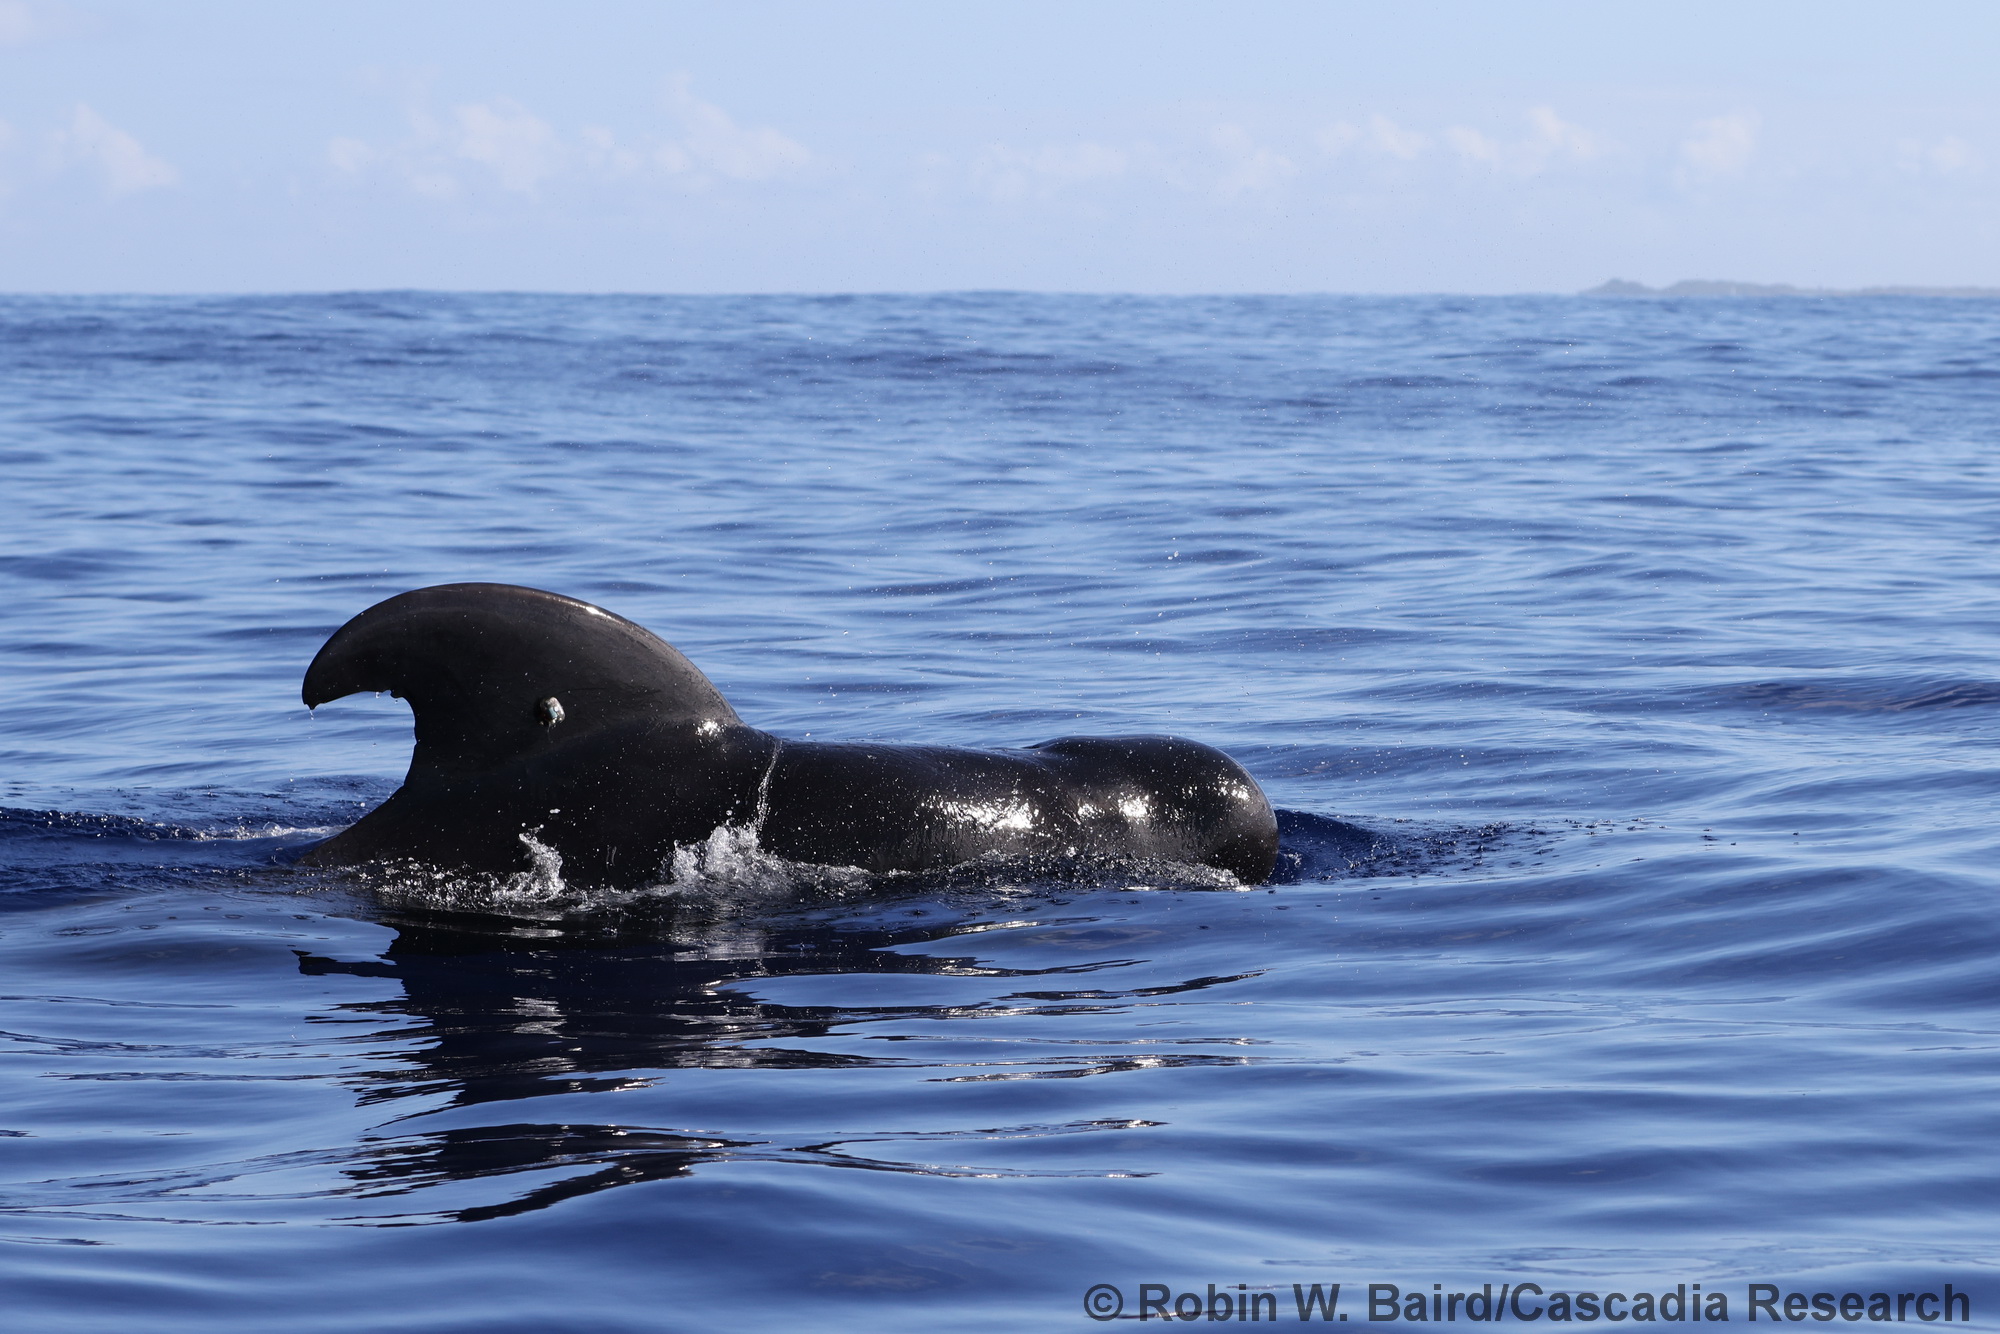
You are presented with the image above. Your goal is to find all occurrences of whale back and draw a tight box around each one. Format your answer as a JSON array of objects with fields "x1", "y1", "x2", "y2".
[{"x1": 302, "y1": 583, "x2": 739, "y2": 778}]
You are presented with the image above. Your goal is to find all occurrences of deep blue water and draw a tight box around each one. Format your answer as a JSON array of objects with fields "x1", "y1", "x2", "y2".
[{"x1": 3, "y1": 292, "x2": 1999, "y2": 1332}]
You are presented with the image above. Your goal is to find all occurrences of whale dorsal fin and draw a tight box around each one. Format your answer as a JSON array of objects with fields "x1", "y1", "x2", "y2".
[{"x1": 302, "y1": 583, "x2": 739, "y2": 776}]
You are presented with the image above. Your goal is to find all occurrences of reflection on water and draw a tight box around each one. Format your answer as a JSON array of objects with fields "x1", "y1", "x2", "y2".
[
  {"x1": 293, "y1": 860, "x2": 1306, "y2": 1221},
  {"x1": 254, "y1": 806, "x2": 1530, "y2": 1221}
]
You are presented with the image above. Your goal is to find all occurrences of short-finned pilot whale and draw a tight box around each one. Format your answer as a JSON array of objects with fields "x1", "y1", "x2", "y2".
[{"x1": 299, "y1": 583, "x2": 1279, "y2": 886}]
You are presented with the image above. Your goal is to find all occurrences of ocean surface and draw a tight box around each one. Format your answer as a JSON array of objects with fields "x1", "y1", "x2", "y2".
[{"x1": 2, "y1": 292, "x2": 1997, "y2": 1331}]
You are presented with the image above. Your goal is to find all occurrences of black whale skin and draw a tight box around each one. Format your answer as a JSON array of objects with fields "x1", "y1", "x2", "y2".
[{"x1": 300, "y1": 584, "x2": 1278, "y2": 886}]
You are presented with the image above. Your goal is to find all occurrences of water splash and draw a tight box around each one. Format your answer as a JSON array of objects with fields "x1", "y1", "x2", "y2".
[
  {"x1": 496, "y1": 829, "x2": 569, "y2": 905},
  {"x1": 668, "y1": 823, "x2": 869, "y2": 896}
]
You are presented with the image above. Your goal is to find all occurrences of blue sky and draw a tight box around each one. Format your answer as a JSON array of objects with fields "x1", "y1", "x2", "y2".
[{"x1": 3, "y1": 0, "x2": 1997, "y2": 293}]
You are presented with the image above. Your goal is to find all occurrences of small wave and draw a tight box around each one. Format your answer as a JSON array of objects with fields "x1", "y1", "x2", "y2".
[
  {"x1": 1723, "y1": 678, "x2": 2000, "y2": 712},
  {"x1": 1273, "y1": 810, "x2": 1551, "y2": 882},
  {"x1": 0, "y1": 808, "x2": 206, "y2": 843},
  {"x1": 0, "y1": 1116, "x2": 1156, "y2": 1229},
  {"x1": 0, "y1": 807, "x2": 342, "y2": 851},
  {"x1": 0, "y1": 806, "x2": 361, "y2": 902}
]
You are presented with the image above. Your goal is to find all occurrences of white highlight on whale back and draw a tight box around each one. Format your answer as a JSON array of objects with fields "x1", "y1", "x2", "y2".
[{"x1": 935, "y1": 796, "x2": 1037, "y2": 833}]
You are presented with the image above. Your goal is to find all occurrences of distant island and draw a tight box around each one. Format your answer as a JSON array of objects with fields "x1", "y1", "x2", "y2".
[{"x1": 1585, "y1": 279, "x2": 2000, "y2": 298}]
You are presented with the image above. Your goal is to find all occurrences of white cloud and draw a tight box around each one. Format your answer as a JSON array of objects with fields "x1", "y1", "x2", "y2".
[
  {"x1": 1316, "y1": 115, "x2": 1429, "y2": 160},
  {"x1": 1209, "y1": 124, "x2": 1295, "y2": 195},
  {"x1": 566, "y1": 80, "x2": 812, "y2": 188},
  {"x1": 1445, "y1": 126, "x2": 1502, "y2": 165},
  {"x1": 928, "y1": 104, "x2": 1611, "y2": 211},
  {"x1": 453, "y1": 99, "x2": 558, "y2": 193},
  {"x1": 967, "y1": 126, "x2": 1299, "y2": 203},
  {"x1": 0, "y1": 1, "x2": 35, "y2": 45},
  {"x1": 328, "y1": 78, "x2": 810, "y2": 201},
  {"x1": 578, "y1": 124, "x2": 644, "y2": 177},
  {"x1": 51, "y1": 104, "x2": 177, "y2": 195},
  {"x1": 1320, "y1": 115, "x2": 1432, "y2": 159},
  {"x1": 1526, "y1": 106, "x2": 1599, "y2": 159},
  {"x1": 1365, "y1": 114, "x2": 1428, "y2": 160},
  {"x1": 1679, "y1": 113, "x2": 1757, "y2": 177},
  {"x1": 1446, "y1": 106, "x2": 1602, "y2": 175},
  {"x1": 972, "y1": 140, "x2": 1129, "y2": 201},
  {"x1": 663, "y1": 77, "x2": 809, "y2": 181},
  {"x1": 1898, "y1": 135, "x2": 1975, "y2": 175}
]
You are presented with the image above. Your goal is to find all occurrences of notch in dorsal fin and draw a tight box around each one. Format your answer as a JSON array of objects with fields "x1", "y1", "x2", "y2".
[{"x1": 302, "y1": 583, "x2": 738, "y2": 776}]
